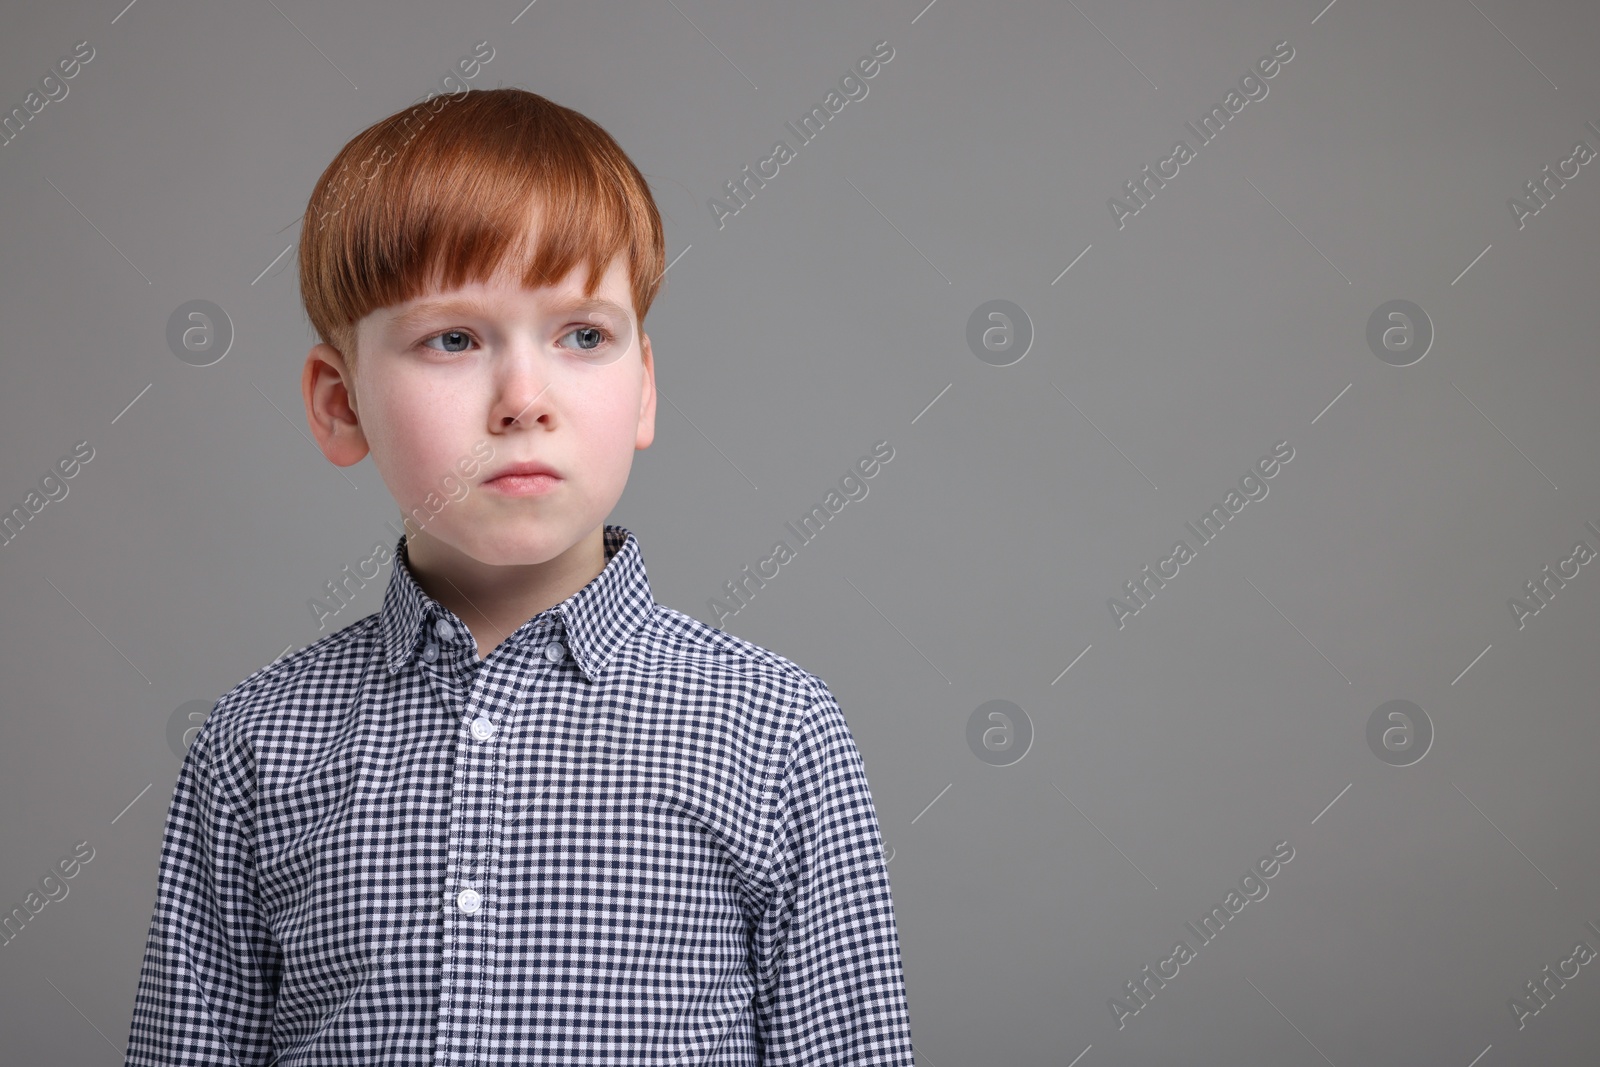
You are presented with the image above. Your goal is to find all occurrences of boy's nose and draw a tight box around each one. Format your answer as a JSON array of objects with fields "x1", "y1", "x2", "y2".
[{"x1": 498, "y1": 380, "x2": 554, "y2": 428}]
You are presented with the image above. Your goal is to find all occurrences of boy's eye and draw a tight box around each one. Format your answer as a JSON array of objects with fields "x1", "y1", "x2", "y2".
[
  {"x1": 419, "y1": 325, "x2": 614, "y2": 356},
  {"x1": 423, "y1": 329, "x2": 474, "y2": 353},
  {"x1": 560, "y1": 324, "x2": 611, "y2": 353}
]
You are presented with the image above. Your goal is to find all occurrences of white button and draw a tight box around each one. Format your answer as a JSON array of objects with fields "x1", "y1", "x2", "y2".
[
  {"x1": 421, "y1": 641, "x2": 439, "y2": 663},
  {"x1": 470, "y1": 716, "x2": 496, "y2": 740},
  {"x1": 543, "y1": 641, "x2": 566, "y2": 662},
  {"x1": 456, "y1": 888, "x2": 482, "y2": 914},
  {"x1": 435, "y1": 618, "x2": 456, "y2": 641}
]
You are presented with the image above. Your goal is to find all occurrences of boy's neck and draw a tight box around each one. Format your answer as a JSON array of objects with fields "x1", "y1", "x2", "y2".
[{"x1": 404, "y1": 524, "x2": 608, "y2": 661}]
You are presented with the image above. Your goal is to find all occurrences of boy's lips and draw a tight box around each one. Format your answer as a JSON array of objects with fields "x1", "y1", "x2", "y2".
[
  {"x1": 483, "y1": 461, "x2": 562, "y2": 496},
  {"x1": 485, "y1": 461, "x2": 560, "y2": 481}
]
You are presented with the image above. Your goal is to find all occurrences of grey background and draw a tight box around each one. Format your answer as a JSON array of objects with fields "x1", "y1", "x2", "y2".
[{"x1": 3, "y1": 0, "x2": 1598, "y2": 1063}]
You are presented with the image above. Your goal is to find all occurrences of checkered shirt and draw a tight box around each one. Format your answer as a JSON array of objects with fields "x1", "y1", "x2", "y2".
[{"x1": 123, "y1": 524, "x2": 915, "y2": 1065}]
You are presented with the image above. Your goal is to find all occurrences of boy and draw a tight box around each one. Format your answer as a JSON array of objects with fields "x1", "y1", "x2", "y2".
[{"x1": 123, "y1": 88, "x2": 916, "y2": 1065}]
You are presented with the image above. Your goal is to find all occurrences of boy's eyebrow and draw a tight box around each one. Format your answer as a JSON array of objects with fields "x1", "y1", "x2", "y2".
[{"x1": 384, "y1": 296, "x2": 634, "y2": 335}]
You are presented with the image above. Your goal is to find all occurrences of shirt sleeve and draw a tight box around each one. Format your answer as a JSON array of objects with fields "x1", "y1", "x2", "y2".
[
  {"x1": 751, "y1": 680, "x2": 916, "y2": 1065},
  {"x1": 124, "y1": 709, "x2": 282, "y2": 1067}
]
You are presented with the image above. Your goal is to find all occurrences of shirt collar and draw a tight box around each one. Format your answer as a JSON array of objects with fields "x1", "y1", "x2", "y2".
[{"x1": 380, "y1": 523, "x2": 654, "y2": 682}]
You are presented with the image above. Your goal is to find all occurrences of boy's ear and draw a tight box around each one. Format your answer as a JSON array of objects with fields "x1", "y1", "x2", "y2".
[
  {"x1": 303, "y1": 342, "x2": 371, "y2": 467},
  {"x1": 636, "y1": 332, "x2": 656, "y2": 451}
]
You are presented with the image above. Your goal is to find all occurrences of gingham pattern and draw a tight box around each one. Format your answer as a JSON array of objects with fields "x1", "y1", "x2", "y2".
[{"x1": 124, "y1": 524, "x2": 915, "y2": 1066}]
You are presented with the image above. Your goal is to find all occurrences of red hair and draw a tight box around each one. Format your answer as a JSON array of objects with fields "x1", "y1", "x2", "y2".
[{"x1": 298, "y1": 88, "x2": 665, "y2": 369}]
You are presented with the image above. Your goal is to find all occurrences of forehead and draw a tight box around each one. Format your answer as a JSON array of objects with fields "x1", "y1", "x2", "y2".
[{"x1": 370, "y1": 252, "x2": 635, "y2": 332}]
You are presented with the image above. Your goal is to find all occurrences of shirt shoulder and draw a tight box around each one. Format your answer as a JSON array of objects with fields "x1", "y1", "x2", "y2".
[
  {"x1": 638, "y1": 603, "x2": 840, "y2": 723},
  {"x1": 636, "y1": 604, "x2": 863, "y2": 877},
  {"x1": 633, "y1": 604, "x2": 857, "y2": 800},
  {"x1": 188, "y1": 612, "x2": 384, "y2": 804}
]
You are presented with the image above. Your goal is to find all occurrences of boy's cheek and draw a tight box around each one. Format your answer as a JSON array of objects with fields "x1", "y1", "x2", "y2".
[{"x1": 453, "y1": 439, "x2": 496, "y2": 481}]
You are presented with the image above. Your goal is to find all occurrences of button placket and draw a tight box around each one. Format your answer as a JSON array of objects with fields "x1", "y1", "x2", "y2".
[
  {"x1": 441, "y1": 656, "x2": 510, "y2": 1051},
  {"x1": 462, "y1": 639, "x2": 508, "y2": 744}
]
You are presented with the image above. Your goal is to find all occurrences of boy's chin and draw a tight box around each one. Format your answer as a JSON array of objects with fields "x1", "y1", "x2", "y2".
[{"x1": 432, "y1": 525, "x2": 578, "y2": 568}]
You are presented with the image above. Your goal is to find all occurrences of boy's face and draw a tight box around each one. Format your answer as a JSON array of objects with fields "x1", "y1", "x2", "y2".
[{"x1": 302, "y1": 248, "x2": 656, "y2": 571}]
